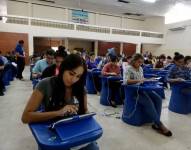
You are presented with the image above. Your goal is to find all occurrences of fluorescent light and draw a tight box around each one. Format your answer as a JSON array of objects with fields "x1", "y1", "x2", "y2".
[
  {"x1": 165, "y1": 3, "x2": 191, "y2": 24},
  {"x1": 142, "y1": 0, "x2": 156, "y2": 3},
  {"x1": 2, "y1": 17, "x2": 7, "y2": 23}
]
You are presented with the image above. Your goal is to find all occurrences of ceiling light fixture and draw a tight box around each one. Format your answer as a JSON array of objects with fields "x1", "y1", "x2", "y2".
[{"x1": 142, "y1": 0, "x2": 156, "y2": 3}]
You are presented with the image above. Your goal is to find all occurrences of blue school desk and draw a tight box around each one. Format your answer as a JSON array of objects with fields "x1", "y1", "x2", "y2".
[
  {"x1": 169, "y1": 81, "x2": 191, "y2": 114},
  {"x1": 122, "y1": 82, "x2": 163, "y2": 126},
  {"x1": 100, "y1": 76, "x2": 123, "y2": 106},
  {"x1": 86, "y1": 69, "x2": 101, "y2": 94},
  {"x1": 29, "y1": 113, "x2": 103, "y2": 150}
]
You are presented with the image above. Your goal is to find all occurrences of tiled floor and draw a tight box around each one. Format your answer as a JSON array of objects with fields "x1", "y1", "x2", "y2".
[{"x1": 0, "y1": 67, "x2": 191, "y2": 150}]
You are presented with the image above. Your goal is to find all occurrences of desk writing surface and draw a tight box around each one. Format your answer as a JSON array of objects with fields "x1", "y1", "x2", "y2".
[{"x1": 29, "y1": 117, "x2": 103, "y2": 150}]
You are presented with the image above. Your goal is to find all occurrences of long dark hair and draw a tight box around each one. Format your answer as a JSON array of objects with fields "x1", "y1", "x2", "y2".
[
  {"x1": 173, "y1": 54, "x2": 184, "y2": 62},
  {"x1": 48, "y1": 54, "x2": 87, "y2": 114}
]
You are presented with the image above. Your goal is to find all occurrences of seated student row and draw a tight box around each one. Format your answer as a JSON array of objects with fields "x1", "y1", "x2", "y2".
[{"x1": 23, "y1": 52, "x2": 191, "y2": 149}]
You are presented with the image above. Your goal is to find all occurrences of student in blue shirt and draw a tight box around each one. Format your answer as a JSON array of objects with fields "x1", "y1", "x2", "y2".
[
  {"x1": 86, "y1": 52, "x2": 97, "y2": 70},
  {"x1": 0, "y1": 53, "x2": 4, "y2": 96},
  {"x1": 168, "y1": 54, "x2": 191, "y2": 95},
  {"x1": 15, "y1": 40, "x2": 25, "y2": 80},
  {"x1": 32, "y1": 49, "x2": 55, "y2": 78},
  {"x1": 86, "y1": 53, "x2": 101, "y2": 94},
  {"x1": 168, "y1": 54, "x2": 190, "y2": 82}
]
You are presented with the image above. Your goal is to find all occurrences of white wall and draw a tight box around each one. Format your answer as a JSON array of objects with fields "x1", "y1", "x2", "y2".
[
  {"x1": 6, "y1": 0, "x2": 164, "y2": 32},
  {"x1": 143, "y1": 20, "x2": 191, "y2": 56},
  {"x1": 97, "y1": 14, "x2": 121, "y2": 28},
  {"x1": 144, "y1": 17, "x2": 165, "y2": 33},
  {"x1": 32, "y1": 4, "x2": 67, "y2": 21},
  {"x1": 89, "y1": 12, "x2": 96, "y2": 25},
  {"x1": 122, "y1": 18, "x2": 145, "y2": 31},
  {"x1": 7, "y1": 1, "x2": 29, "y2": 16}
]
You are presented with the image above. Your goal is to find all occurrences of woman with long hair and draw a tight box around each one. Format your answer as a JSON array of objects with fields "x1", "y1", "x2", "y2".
[
  {"x1": 123, "y1": 53, "x2": 172, "y2": 137},
  {"x1": 22, "y1": 54, "x2": 99, "y2": 149}
]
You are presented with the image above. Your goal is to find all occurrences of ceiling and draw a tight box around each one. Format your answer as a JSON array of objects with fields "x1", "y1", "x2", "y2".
[{"x1": 44, "y1": 0, "x2": 191, "y2": 18}]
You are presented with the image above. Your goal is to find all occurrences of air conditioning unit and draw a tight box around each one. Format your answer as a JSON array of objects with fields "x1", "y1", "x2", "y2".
[{"x1": 168, "y1": 26, "x2": 186, "y2": 31}]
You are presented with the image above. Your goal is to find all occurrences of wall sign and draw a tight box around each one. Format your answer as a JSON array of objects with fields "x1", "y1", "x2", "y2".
[{"x1": 72, "y1": 10, "x2": 89, "y2": 24}]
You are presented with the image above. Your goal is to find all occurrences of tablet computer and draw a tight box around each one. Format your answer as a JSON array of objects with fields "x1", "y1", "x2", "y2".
[
  {"x1": 51, "y1": 112, "x2": 101, "y2": 142},
  {"x1": 50, "y1": 112, "x2": 96, "y2": 129}
]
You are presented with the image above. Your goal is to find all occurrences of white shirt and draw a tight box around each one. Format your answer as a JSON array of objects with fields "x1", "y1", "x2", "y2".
[{"x1": 123, "y1": 65, "x2": 144, "y2": 84}]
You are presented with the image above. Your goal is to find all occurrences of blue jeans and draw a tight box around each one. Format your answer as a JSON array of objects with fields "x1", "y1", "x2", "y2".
[{"x1": 138, "y1": 91, "x2": 162, "y2": 126}]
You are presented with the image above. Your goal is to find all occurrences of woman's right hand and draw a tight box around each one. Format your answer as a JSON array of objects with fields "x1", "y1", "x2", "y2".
[
  {"x1": 58, "y1": 105, "x2": 78, "y2": 117},
  {"x1": 139, "y1": 79, "x2": 145, "y2": 83},
  {"x1": 177, "y1": 78, "x2": 185, "y2": 82}
]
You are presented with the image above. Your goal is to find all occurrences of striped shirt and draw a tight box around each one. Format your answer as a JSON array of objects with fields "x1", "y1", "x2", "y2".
[{"x1": 123, "y1": 65, "x2": 144, "y2": 84}]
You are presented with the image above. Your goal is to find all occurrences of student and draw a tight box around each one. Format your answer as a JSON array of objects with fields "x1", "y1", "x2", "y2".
[
  {"x1": 22, "y1": 54, "x2": 99, "y2": 150},
  {"x1": 15, "y1": 40, "x2": 25, "y2": 80},
  {"x1": 41, "y1": 49, "x2": 67, "y2": 79},
  {"x1": 167, "y1": 54, "x2": 191, "y2": 95},
  {"x1": 0, "y1": 53, "x2": 4, "y2": 96},
  {"x1": 32, "y1": 49, "x2": 55, "y2": 78},
  {"x1": 122, "y1": 56, "x2": 132, "y2": 74},
  {"x1": 154, "y1": 54, "x2": 166, "y2": 69},
  {"x1": 86, "y1": 52, "x2": 101, "y2": 94},
  {"x1": 102, "y1": 55, "x2": 121, "y2": 107},
  {"x1": 97, "y1": 54, "x2": 110, "y2": 70},
  {"x1": 164, "y1": 56, "x2": 172, "y2": 66},
  {"x1": 167, "y1": 54, "x2": 190, "y2": 82},
  {"x1": 184, "y1": 56, "x2": 191, "y2": 68},
  {"x1": 86, "y1": 52, "x2": 97, "y2": 70},
  {"x1": 123, "y1": 53, "x2": 172, "y2": 137}
]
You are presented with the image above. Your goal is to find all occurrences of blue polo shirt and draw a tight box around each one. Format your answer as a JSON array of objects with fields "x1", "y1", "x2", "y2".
[
  {"x1": 32, "y1": 59, "x2": 49, "y2": 74},
  {"x1": 15, "y1": 43, "x2": 24, "y2": 56},
  {"x1": 167, "y1": 64, "x2": 191, "y2": 80},
  {"x1": 86, "y1": 60, "x2": 97, "y2": 70}
]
